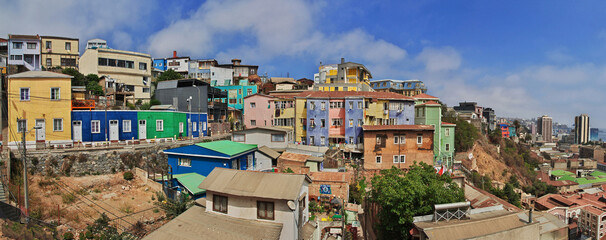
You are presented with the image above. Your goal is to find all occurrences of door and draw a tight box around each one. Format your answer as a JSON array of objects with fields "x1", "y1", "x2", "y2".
[
  {"x1": 35, "y1": 119, "x2": 45, "y2": 141},
  {"x1": 202, "y1": 122, "x2": 207, "y2": 136},
  {"x1": 72, "y1": 121, "x2": 82, "y2": 142},
  {"x1": 138, "y1": 120, "x2": 146, "y2": 140},
  {"x1": 109, "y1": 120, "x2": 119, "y2": 141}
]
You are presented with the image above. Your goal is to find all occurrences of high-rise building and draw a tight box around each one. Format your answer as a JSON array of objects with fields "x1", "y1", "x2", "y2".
[
  {"x1": 590, "y1": 128, "x2": 599, "y2": 142},
  {"x1": 575, "y1": 114, "x2": 590, "y2": 144},
  {"x1": 537, "y1": 115, "x2": 553, "y2": 142}
]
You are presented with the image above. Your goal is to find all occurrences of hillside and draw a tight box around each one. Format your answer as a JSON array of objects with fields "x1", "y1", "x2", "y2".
[{"x1": 459, "y1": 135, "x2": 533, "y2": 187}]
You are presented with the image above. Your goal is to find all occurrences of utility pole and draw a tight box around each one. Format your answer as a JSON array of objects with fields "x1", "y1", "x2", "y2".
[{"x1": 20, "y1": 121, "x2": 29, "y2": 223}]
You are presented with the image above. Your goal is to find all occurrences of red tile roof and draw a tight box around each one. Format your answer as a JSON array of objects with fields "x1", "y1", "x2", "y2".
[
  {"x1": 583, "y1": 205, "x2": 606, "y2": 215},
  {"x1": 412, "y1": 93, "x2": 439, "y2": 99},
  {"x1": 298, "y1": 91, "x2": 415, "y2": 100},
  {"x1": 362, "y1": 125, "x2": 434, "y2": 131},
  {"x1": 278, "y1": 152, "x2": 311, "y2": 162},
  {"x1": 309, "y1": 172, "x2": 352, "y2": 183}
]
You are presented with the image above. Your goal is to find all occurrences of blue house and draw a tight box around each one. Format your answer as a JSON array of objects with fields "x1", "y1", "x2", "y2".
[
  {"x1": 164, "y1": 140, "x2": 257, "y2": 177},
  {"x1": 186, "y1": 113, "x2": 208, "y2": 138},
  {"x1": 71, "y1": 110, "x2": 139, "y2": 142},
  {"x1": 153, "y1": 58, "x2": 167, "y2": 71}
]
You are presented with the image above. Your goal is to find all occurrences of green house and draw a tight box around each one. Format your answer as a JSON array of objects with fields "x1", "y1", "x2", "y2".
[
  {"x1": 137, "y1": 111, "x2": 188, "y2": 139},
  {"x1": 415, "y1": 100, "x2": 456, "y2": 167}
]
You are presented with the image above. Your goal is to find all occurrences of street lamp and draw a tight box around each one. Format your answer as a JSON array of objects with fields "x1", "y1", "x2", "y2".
[
  {"x1": 187, "y1": 96, "x2": 192, "y2": 139},
  {"x1": 192, "y1": 84, "x2": 201, "y2": 138},
  {"x1": 20, "y1": 124, "x2": 41, "y2": 223}
]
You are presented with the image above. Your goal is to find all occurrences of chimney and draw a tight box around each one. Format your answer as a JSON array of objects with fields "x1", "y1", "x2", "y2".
[
  {"x1": 232, "y1": 59, "x2": 241, "y2": 65},
  {"x1": 173, "y1": 51, "x2": 177, "y2": 58},
  {"x1": 341, "y1": 58, "x2": 345, "y2": 64},
  {"x1": 528, "y1": 208, "x2": 533, "y2": 223}
]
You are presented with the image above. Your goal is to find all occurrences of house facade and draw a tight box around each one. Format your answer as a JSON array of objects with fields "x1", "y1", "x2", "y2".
[
  {"x1": 414, "y1": 100, "x2": 456, "y2": 167},
  {"x1": 215, "y1": 83, "x2": 258, "y2": 110},
  {"x1": 188, "y1": 59, "x2": 217, "y2": 80},
  {"x1": 579, "y1": 206, "x2": 606, "y2": 240},
  {"x1": 79, "y1": 46, "x2": 152, "y2": 103},
  {"x1": 232, "y1": 127, "x2": 293, "y2": 149},
  {"x1": 313, "y1": 58, "x2": 373, "y2": 92},
  {"x1": 243, "y1": 94, "x2": 276, "y2": 129},
  {"x1": 166, "y1": 56, "x2": 190, "y2": 77},
  {"x1": 8, "y1": 71, "x2": 72, "y2": 148},
  {"x1": 40, "y1": 36, "x2": 79, "y2": 69},
  {"x1": 199, "y1": 168, "x2": 311, "y2": 240},
  {"x1": 8, "y1": 34, "x2": 41, "y2": 72},
  {"x1": 362, "y1": 125, "x2": 435, "y2": 170},
  {"x1": 164, "y1": 140, "x2": 257, "y2": 177},
  {"x1": 370, "y1": 79, "x2": 427, "y2": 97}
]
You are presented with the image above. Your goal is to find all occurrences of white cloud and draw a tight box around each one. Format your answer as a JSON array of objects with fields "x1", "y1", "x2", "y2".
[
  {"x1": 147, "y1": 0, "x2": 406, "y2": 66},
  {"x1": 416, "y1": 46, "x2": 461, "y2": 71}
]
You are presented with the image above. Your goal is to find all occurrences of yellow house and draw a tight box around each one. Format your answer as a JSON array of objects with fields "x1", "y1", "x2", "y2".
[
  {"x1": 8, "y1": 71, "x2": 72, "y2": 149},
  {"x1": 40, "y1": 36, "x2": 79, "y2": 70},
  {"x1": 294, "y1": 98, "x2": 308, "y2": 142},
  {"x1": 79, "y1": 47, "x2": 152, "y2": 103}
]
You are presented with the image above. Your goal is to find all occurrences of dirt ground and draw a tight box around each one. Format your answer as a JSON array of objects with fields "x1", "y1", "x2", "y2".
[
  {"x1": 28, "y1": 172, "x2": 167, "y2": 237},
  {"x1": 460, "y1": 139, "x2": 531, "y2": 186}
]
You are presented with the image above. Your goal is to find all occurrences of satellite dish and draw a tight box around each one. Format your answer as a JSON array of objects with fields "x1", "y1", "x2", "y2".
[{"x1": 287, "y1": 200, "x2": 296, "y2": 211}]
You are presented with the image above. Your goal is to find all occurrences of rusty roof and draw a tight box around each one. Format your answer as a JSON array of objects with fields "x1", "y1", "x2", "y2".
[
  {"x1": 583, "y1": 205, "x2": 606, "y2": 216},
  {"x1": 8, "y1": 34, "x2": 39, "y2": 40},
  {"x1": 199, "y1": 168, "x2": 310, "y2": 201},
  {"x1": 362, "y1": 124, "x2": 434, "y2": 131},
  {"x1": 309, "y1": 172, "x2": 352, "y2": 183},
  {"x1": 279, "y1": 152, "x2": 312, "y2": 162}
]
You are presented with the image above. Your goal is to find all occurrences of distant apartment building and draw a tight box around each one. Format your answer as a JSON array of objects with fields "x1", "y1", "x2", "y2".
[
  {"x1": 590, "y1": 128, "x2": 600, "y2": 142},
  {"x1": 79, "y1": 44, "x2": 152, "y2": 103},
  {"x1": 370, "y1": 79, "x2": 427, "y2": 97},
  {"x1": 8, "y1": 34, "x2": 41, "y2": 72},
  {"x1": 210, "y1": 66, "x2": 234, "y2": 86},
  {"x1": 216, "y1": 59, "x2": 259, "y2": 81},
  {"x1": 579, "y1": 205, "x2": 606, "y2": 240},
  {"x1": 538, "y1": 115, "x2": 553, "y2": 142},
  {"x1": 362, "y1": 125, "x2": 435, "y2": 170},
  {"x1": 40, "y1": 36, "x2": 79, "y2": 69},
  {"x1": 166, "y1": 51, "x2": 190, "y2": 77},
  {"x1": 575, "y1": 114, "x2": 590, "y2": 144},
  {"x1": 482, "y1": 108, "x2": 496, "y2": 132},
  {"x1": 86, "y1": 38, "x2": 108, "y2": 49},
  {"x1": 313, "y1": 58, "x2": 373, "y2": 92}
]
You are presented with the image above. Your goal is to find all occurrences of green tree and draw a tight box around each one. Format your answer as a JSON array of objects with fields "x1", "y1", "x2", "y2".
[
  {"x1": 83, "y1": 213, "x2": 132, "y2": 239},
  {"x1": 157, "y1": 69, "x2": 183, "y2": 81},
  {"x1": 454, "y1": 120, "x2": 478, "y2": 152},
  {"x1": 503, "y1": 183, "x2": 521, "y2": 207},
  {"x1": 513, "y1": 120, "x2": 521, "y2": 136},
  {"x1": 155, "y1": 193, "x2": 194, "y2": 219},
  {"x1": 370, "y1": 163, "x2": 465, "y2": 239},
  {"x1": 62, "y1": 68, "x2": 86, "y2": 86}
]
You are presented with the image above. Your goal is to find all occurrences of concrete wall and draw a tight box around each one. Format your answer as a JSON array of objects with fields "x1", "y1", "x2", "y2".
[
  {"x1": 232, "y1": 129, "x2": 291, "y2": 149},
  {"x1": 40, "y1": 37, "x2": 79, "y2": 69},
  {"x1": 210, "y1": 66, "x2": 234, "y2": 86},
  {"x1": 155, "y1": 84, "x2": 209, "y2": 113},
  {"x1": 363, "y1": 129, "x2": 434, "y2": 170},
  {"x1": 255, "y1": 151, "x2": 274, "y2": 170},
  {"x1": 166, "y1": 58, "x2": 189, "y2": 73}
]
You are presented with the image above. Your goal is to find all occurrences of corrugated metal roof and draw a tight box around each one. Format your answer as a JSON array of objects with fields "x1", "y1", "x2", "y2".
[
  {"x1": 196, "y1": 140, "x2": 257, "y2": 157},
  {"x1": 257, "y1": 146, "x2": 281, "y2": 159},
  {"x1": 163, "y1": 145, "x2": 230, "y2": 158},
  {"x1": 279, "y1": 152, "x2": 312, "y2": 162},
  {"x1": 199, "y1": 168, "x2": 310, "y2": 200},
  {"x1": 173, "y1": 173, "x2": 206, "y2": 195},
  {"x1": 9, "y1": 71, "x2": 73, "y2": 79},
  {"x1": 143, "y1": 205, "x2": 283, "y2": 240}
]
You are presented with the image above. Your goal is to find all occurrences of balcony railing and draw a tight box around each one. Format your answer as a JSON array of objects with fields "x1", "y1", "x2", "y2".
[{"x1": 72, "y1": 99, "x2": 96, "y2": 110}]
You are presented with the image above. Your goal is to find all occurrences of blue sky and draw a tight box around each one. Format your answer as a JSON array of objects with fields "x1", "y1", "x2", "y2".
[{"x1": 2, "y1": 0, "x2": 606, "y2": 128}]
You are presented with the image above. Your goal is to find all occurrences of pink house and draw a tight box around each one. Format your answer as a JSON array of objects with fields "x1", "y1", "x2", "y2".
[
  {"x1": 243, "y1": 94, "x2": 275, "y2": 129},
  {"x1": 329, "y1": 99, "x2": 346, "y2": 143}
]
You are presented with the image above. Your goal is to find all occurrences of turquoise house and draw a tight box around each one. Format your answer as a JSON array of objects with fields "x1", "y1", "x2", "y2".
[{"x1": 212, "y1": 80, "x2": 258, "y2": 110}]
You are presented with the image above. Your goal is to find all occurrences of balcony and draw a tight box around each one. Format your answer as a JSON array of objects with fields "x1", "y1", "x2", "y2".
[{"x1": 72, "y1": 100, "x2": 96, "y2": 110}]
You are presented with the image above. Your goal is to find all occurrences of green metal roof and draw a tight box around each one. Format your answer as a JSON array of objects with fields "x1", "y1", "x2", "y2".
[
  {"x1": 196, "y1": 140, "x2": 257, "y2": 156},
  {"x1": 550, "y1": 170, "x2": 574, "y2": 176},
  {"x1": 173, "y1": 173, "x2": 207, "y2": 195},
  {"x1": 591, "y1": 171, "x2": 606, "y2": 177},
  {"x1": 557, "y1": 175, "x2": 577, "y2": 182}
]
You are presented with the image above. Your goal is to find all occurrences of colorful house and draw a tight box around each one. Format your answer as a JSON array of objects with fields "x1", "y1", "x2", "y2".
[
  {"x1": 362, "y1": 125, "x2": 435, "y2": 170},
  {"x1": 370, "y1": 79, "x2": 427, "y2": 97},
  {"x1": 500, "y1": 124, "x2": 510, "y2": 138},
  {"x1": 214, "y1": 83, "x2": 258, "y2": 110},
  {"x1": 8, "y1": 71, "x2": 72, "y2": 149},
  {"x1": 414, "y1": 100, "x2": 456, "y2": 167},
  {"x1": 164, "y1": 140, "x2": 257, "y2": 177},
  {"x1": 243, "y1": 94, "x2": 275, "y2": 128}
]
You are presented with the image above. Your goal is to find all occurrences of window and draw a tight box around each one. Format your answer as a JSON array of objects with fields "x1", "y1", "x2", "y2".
[
  {"x1": 108, "y1": 59, "x2": 116, "y2": 66},
  {"x1": 271, "y1": 134, "x2": 285, "y2": 142},
  {"x1": 213, "y1": 195, "x2": 228, "y2": 213},
  {"x1": 320, "y1": 136, "x2": 326, "y2": 145},
  {"x1": 394, "y1": 136, "x2": 399, "y2": 144},
  {"x1": 50, "y1": 87, "x2": 60, "y2": 100},
  {"x1": 321, "y1": 102, "x2": 326, "y2": 110},
  {"x1": 233, "y1": 134, "x2": 245, "y2": 142},
  {"x1": 193, "y1": 122, "x2": 197, "y2": 132},
  {"x1": 251, "y1": 120, "x2": 256, "y2": 126},
  {"x1": 393, "y1": 155, "x2": 399, "y2": 163},
  {"x1": 45, "y1": 41, "x2": 51, "y2": 49},
  {"x1": 61, "y1": 58, "x2": 77, "y2": 66},
  {"x1": 358, "y1": 102, "x2": 363, "y2": 109},
  {"x1": 376, "y1": 156, "x2": 382, "y2": 163},
  {"x1": 123, "y1": 120, "x2": 131, "y2": 132},
  {"x1": 178, "y1": 158, "x2": 191, "y2": 167},
  {"x1": 320, "y1": 119, "x2": 326, "y2": 128},
  {"x1": 91, "y1": 120, "x2": 100, "y2": 133},
  {"x1": 13, "y1": 42, "x2": 22, "y2": 49},
  {"x1": 400, "y1": 136, "x2": 405, "y2": 144},
  {"x1": 310, "y1": 136, "x2": 315, "y2": 145},
  {"x1": 358, "y1": 119, "x2": 363, "y2": 127},
  {"x1": 310, "y1": 102, "x2": 315, "y2": 110},
  {"x1": 156, "y1": 120, "x2": 164, "y2": 131},
  {"x1": 179, "y1": 122, "x2": 184, "y2": 133},
  {"x1": 376, "y1": 136, "x2": 382, "y2": 145},
  {"x1": 10, "y1": 55, "x2": 22, "y2": 60},
  {"x1": 257, "y1": 201, "x2": 275, "y2": 220},
  {"x1": 17, "y1": 119, "x2": 27, "y2": 132},
  {"x1": 118, "y1": 60, "x2": 126, "y2": 67},
  {"x1": 247, "y1": 89, "x2": 252, "y2": 96},
  {"x1": 445, "y1": 128, "x2": 450, "y2": 137},
  {"x1": 238, "y1": 89, "x2": 242, "y2": 95},
  {"x1": 400, "y1": 155, "x2": 406, "y2": 163},
  {"x1": 349, "y1": 137, "x2": 354, "y2": 144},
  {"x1": 250, "y1": 102, "x2": 256, "y2": 108},
  {"x1": 330, "y1": 102, "x2": 343, "y2": 108},
  {"x1": 27, "y1": 42, "x2": 36, "y2": 49},
  {"x1": 348, "y1": 119, "x2": 353, "y2": 127},
  {"x1": 65, "y1": 42, "x2": 71, "y2": 51},
  {"x1": 143, "y1": 87, "x2": 150, "y2": 93},
  {"x1": 98, "y1": 58, "x2": 108, "y2": 66},
  {"x1": 417, "y1": 135, "x2": 423, "y2": 144},
  {"x1": 332, "y1": 118, "x2": 343, "y2": 127},
  {"x1": 20, "y1": 88, "x2": 30, "y2": 101},
  {"x1": 46, "y1": 58, "x2": 52, "y2": 67},
  {"x1": 446, "y1": 144, "x2": 450, "y2": 152},
  {"x1": 139, "y1": 62, "x2": 147, "y2": 70},
  {"x1": 349, "y1": 102, "x2": 354, "y2": 109},
  {"x1": 309, "y1": 119, "x2": 315, "y2": 128},
  {"x1": 53, "y1": 119, "x2": 63, "y2": 131}
]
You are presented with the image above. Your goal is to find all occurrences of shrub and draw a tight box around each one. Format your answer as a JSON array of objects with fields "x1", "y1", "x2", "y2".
[
  {"x1": 63, "y1": 231, "x2": 74, "y2": 240},
  {"x1": 62, "y1": 193, "x2": 76, "y2": 204},
  {"x1": 123, "y1": 171, "x2": 134, "y2": 181}
]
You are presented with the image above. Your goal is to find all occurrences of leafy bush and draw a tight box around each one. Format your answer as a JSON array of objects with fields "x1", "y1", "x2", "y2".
[
  {"x1": 123, "y1": 171, "x2": 134, "y2": 181},
  {"x1": 63, "y1": 231, "x2": 74, "y2": 240},
  {"x1": 62, "y1": 193, "x2": 76, "y2": 204}
]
